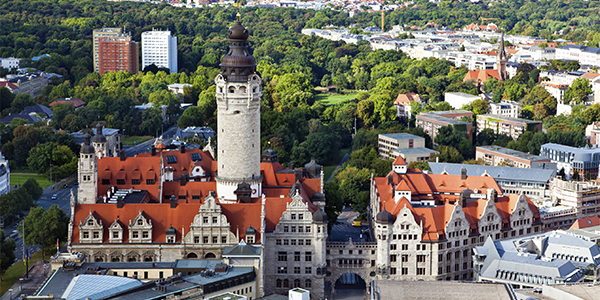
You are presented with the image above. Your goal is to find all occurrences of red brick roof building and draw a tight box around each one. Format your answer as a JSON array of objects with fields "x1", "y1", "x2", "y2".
[{"x1": 98, "y1": 35, "x2": 139, "y2": 75}]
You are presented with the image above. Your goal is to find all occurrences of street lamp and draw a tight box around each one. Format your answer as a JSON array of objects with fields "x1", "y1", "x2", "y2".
[{"x1": 50, "y1": 163, "x2": 53, "y2": 188}]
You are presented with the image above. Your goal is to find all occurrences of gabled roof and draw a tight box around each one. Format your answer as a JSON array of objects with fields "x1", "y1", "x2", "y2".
[
  {"x1": 464, "y1": 70, "x2": 503, "y2": 83},
  {"x1": 394, "y1": 93, "x2": 420, "y2": 105},
  {"x1": 569, "y1": 216, "x2": 600, "y2": 230},
  {"x1": 21, "y1": 104, "x2": 53, "y2": 118},
  {"x1": 49, "y1": 98, "x2": 86, "y2": 108},
  {"x1": 222, "y1": 241, "x2": 261, "y2": 256},
  {"x1": 393, "y1": 156, "x2": 406, "y2": 166},
  {"x1": 0, "y1": 113, "x2": 41, "y2": 124},
  {"x1": 0, "y1": 81, "x2": 18, "y2": 90}
]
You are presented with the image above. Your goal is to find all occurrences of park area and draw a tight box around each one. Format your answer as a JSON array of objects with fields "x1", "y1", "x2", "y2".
[
  {"x1": 315, "y1": 93, "x2": 357, "y2": 106},
  {"x1": 9, "y1": 173, "x2": 51, "y2": 189}
]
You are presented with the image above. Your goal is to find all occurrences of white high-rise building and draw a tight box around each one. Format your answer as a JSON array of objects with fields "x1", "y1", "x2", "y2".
[{"x1": 141, "y1": 30, "x2": 178, "y2": 73}]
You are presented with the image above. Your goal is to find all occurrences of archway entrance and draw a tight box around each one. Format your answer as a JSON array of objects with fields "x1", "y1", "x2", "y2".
[
  {"x1": 187, "y1": 253, "x2": 198, "y2": 259},
  {"x1": 205, "y1": 252, "x2": 216, "y2": 259},
  {"x1": 334, "y1": 273, "x2": 366, "y2": 300}
]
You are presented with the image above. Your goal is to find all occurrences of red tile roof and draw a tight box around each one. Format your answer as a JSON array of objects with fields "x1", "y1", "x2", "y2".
[
  {"x1": 569, "y1": 216, "x2": 600, "y2": 230},
  {"x1": 394, "y1": 93, "x2": 420, "y2": 106},
  {"x1": 393, "y1": 156, "x2": 406, "y2": 166},
  {"x1": 49, "y1": 98, "x2": 86, "y2": 108},
  {"x1": 463, "y1": 70, "x2": 503, "y2": 83}
]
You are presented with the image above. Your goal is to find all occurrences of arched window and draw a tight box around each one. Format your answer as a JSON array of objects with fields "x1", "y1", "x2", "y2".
[
  {"x1": 305, "y1": 279, "x2": 312, "y2": 288},
  {"x1": 276, "y1": 279, "x2": 282, "y2": 288},
  {"x1": 187, "y1": 252, "x2": 198, "y2": 259},
  {"x1": 205, "y1": 252, "x2": 216, "y2": 259},
  {"x1": 294, "y1": 279, "x2": 301, "y2": 288},
  {"x1": 239, "y1": 86, "x2": 246, "y2": 93},
  {"x1": 283, "y1": 279, "x2": 289, "y2": 288},
  {"x1": 229, "y1": 86, "x2": 235, "y2": 93}
]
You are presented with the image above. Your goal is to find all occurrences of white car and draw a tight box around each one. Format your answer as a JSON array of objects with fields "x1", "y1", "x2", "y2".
[{"x1": 51, "y1": 194, "x2": 57, "y2": 200}]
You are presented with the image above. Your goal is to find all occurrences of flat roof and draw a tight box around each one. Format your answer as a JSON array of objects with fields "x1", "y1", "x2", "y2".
[
  {"x1": 379, "y1": 132, "x2": 424, "y2": 141},
  {"x1": 392, "y1": 147, "x2": 437, "y2": 155},
  {"x1": 478, "y1": 114, "x2": 542, "y2": 124},
  {"x1": 373, "y1": 280, "x2": 516, "y2": 300},
  {"x1": 429, "y1": 162, "x2": 555, "y2": 183},
  {"x1": 445, "y1": 92, "x2": 482, "y2": 99},
  {"x1": 476, "y1": 145, "x2": 548, "y2": 162},
  {"x1": 417, "y1": 113, "x2": 470, "y2": 125}
]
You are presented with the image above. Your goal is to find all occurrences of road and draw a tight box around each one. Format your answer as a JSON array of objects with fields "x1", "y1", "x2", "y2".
[
  {"x1": 3, "y1": 184, "x2": 77, "y2": 264},
  {"x1": 124, "y1": 125, "x2": 178, "y2": 157}
]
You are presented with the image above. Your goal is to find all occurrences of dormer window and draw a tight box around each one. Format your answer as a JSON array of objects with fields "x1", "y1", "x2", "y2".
[
  {"x1": 138, "y1": 219, "x2": 143, "y2": 225},
  {"x1": 88, "y1": 220, "x2": 94, "y2": 226}
]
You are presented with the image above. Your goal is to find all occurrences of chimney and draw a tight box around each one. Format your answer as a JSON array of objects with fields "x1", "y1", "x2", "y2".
[
  {"x1": 180, "y1": 144, "x2": 185, "y2": 154},
  {"x1": 461, "y1": 167, "x2": 467, "y2": 180},
  {"x1": 120, "y1": 149, "x2": 126, "y2": 161},
  {"x1": 151, "y1": 145, "x2": 156, "y2": 156},
  {"x1": 295, "y1": 169, "x2": 302, "y2": 182},
  {"x1": 170, "y1": 195, "x2": 177, "y2": 208},
  {"x1": 117, "y1": 196, "x2": 123, "y2": 208}
]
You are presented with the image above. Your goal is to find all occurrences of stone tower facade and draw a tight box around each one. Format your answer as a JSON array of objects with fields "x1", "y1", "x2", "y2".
[
  {"x1": 215, "y1": 21, "x2": 262, "y2": 202},
  {"x1": 78, "y1": 134, "x2": 98, "y2": 204},
  {"x1": 92, "y1": 123, "x2": 107, "y2": 159},
  {"x1": 375, "y1": 209, "x2": 393, "y2": 276},
  {"x1": 496, "y1": 32, "x2": 508, "y2": 81}
]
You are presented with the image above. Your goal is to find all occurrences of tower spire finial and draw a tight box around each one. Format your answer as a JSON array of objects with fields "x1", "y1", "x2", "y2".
[{"x1": 236, "y1": 12, "x2": 241, "y2": 20}]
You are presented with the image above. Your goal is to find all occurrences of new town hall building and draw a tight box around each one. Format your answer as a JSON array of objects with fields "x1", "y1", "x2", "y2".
[{"x1": 68, "y1": 21, "x2": 543, "y2": 298}]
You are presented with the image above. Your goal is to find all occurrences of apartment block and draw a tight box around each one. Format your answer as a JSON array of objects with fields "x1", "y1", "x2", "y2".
[
  {"x1": 378, "y1": 133, "x2": 436, "y2": 163},
  {"x1": 487, "y1": 100, "x2": 521, "y2": 118},
  {"x1": 476, "y1": 114, "x2": 542, "y2": 140},
  {"x1": 416, "y1": 111, "x2": 473, "y2": 140},
  {"x1": 142, "y1": 30, "x2": 178, "y2": 73},
  {"x1": 98, "y1": 34, "x2": 139, "y2": 75},
  {"x1": 540, "y1": 143, "x2": 600, "y2": 180},
  {"x1": 0, "y1": 57, "x2": 20, "y2": 70},
  {"x1": 93, "y1": 28, "x2": 123, "y2": 73},
  {"x1": 0, "y1": 72, "x2": 48, "y2": 98},
  {"x1": 445, "y1": 92, "x2": 481, "y2": 110},
  {"x1": 475, "y1": 145, "x2": 551, "y2": 168}
]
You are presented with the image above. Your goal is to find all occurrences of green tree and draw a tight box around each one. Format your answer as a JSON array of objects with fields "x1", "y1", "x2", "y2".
[
  {"x1": 323, "y1": 180, "x2": 344, "y2": 231},
  {"x1": 335, "y1": 166, "x2": 371, "y2": 215},
  {"x1": 431, "y1": 145, "x2": 464, "y2": 163},
  {"x1": 21, "y1": 205, "x2": 68, "y2": 256},
  {"x1": 564, "y1": 78, "x2": 592, "y2": 104},
  {"x1": 0, "y1": 230, "x2": 16, "y2": 274},
  {"x1": 178, "y1": 106, "x2": 204, "y2": 128},
  {"x1": 471, "y1": 99, "x2": 489, "y2": 115}
]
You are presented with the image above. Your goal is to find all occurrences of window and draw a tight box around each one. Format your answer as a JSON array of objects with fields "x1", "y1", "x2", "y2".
[
  {"x1": 390, "y1": 267, "x2": 397, "y2": 275},
  {"x1": 305, "y1": 267, "x2": 312, "y2": 274},
  {"x1": 83, "y1": 231, "x2": 89, "y2": 239},
  {"x1": 137, "y1": 219, "x2": 143, "y2": 225},
  {"x1": 417, "y1": 255, "x2": 426, "y2": 263},
  {"x1": 276, "y1": 239, "x2": 281, "y2": 245},
  {"x1": 159, "y1": 271, "x2": 164, "y2": 278},
  {"x1": 278, "y1": 267, "x2": 287, "y2": 274},
  {"x1": 203, "y1": 217, "x2": 208, "y2": 224},
  {"x1": 222, "y1": 236, "x2": 227, "y2": 244},
  {"x1": 291, "y1": 226, "x2": 296, "y2": 233},
  {"x1": 417, "y1": 268, "x2": 425, "y2": 275},
  {"x1": 463, "y1": 249, "x2": 469, "y2": 257},
  {"x1": 298, "y1": 214, "x2": 303, "y2": 220},
  {"x1": 390, "y1": 255, "x2": 397, "y2": 262},
  {"x1": 298, "y1": 226, "x2": 303, "y2": 233},
  {"x1": 132, "y1": 231, "x2": 139, "y2": 238},
  {"x1": 305, "y1": 279, "x2": 311, "y2": 288},
  {"x1": 422, "y1": 245, "x2": 426, "y2": 250},
  {"x1": 438, "y1": 254, "x2": 443, "y2": 262},
  {"x1": 117, "y1": 179, "x2": 125, "y2": 185},
  {"x1": 294, "y1": 267, "x2": 301, "y2": 274},
  {"x1": 276, "y1": 279, "x2": 282, "y2": 288},
  {"x1": 278, "y1": 252, "x2": 287, "y2": 261},
  {"x1": 113, "y1": 231, "x2": 119, "y2": 238},
  {"x1": 402, "y1": 244, "x2": 408, "y2": 250},
  {"x1": 212, "y1": 236, "x2": 217, "y2": 243},
  {"x1": 446, "y1": 252, "x2": 451, "y2": 260},
  {"x1": 390, "y1": 244, "x2": 397, "y2": 250},
  {"x1": 402, "y1": 268, "x2": 408, "y2": 275},
  {"x1": 298, "y1": 239, "x2": 304, "y2": 245},
  {"x1": 146, "y1": 179, "x2": 155, "y2": 185},
  {"x1": 291, "y1": 214, "x2": 296, "y2": 220},
  {"x1": 463, "y1": 262, "x2": 468, "y2": 270},
  {"x1": 284, "y1": 239, "x2": 289, "y2": 245},
  {"x1": 305, "y1": 252, "x2": 312, "y2": 262},
  {"x1": 132, "y1": 179, "x2": 140, "y2": 185},
  {"x1": 294, "y1": 279, "x2": 301, "y2": 288},
  {"x1": 455, "y1": 252, "x2": 459, "y2": 259},
  {"x1": 102, "y1": 179, "x2": 110, "y2": 185},
  {"x1": 306, "y1": 239, "x2": 311, "y2": 246},
  {"x1": 295, "y1": 252, "x2": 301, "y2": 261},
  {"x1": 212, "y1": 217, "x2": 217, "y2": 223},
  {"x1": 306, "y1": 226, "x2": 311, "y2": 233},
  {"x1": 142, "y1": 231, "x2": 149, "y2": 238},
  {"x1": 203, "y1": 236, "x2": 208, "y2": 243},
  {"x1": 402, "y1": 255, "x2": 408, "y2": 262},
  {"x1": 284, "y1": 226, "x2": 289, "y2": 233},
  {"x1": 194, "y1": 236, "x2": 200, "y2": 243}
]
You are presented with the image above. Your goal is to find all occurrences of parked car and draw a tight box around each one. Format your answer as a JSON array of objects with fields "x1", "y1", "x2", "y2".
[{"x1": 51, "y1": 194, "x2": 57, "y2": 200}]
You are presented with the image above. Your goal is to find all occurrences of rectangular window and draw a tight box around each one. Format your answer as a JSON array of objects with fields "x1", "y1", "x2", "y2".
[
  {"x1": 284, "y1": 239, "x2": 289, "y2": 245},
  {"x1": 417, "y1": 268, "x2": 425, "y2": 275},
  {"x1": 194, "y1": 236, "x2": 199, "y2": 243},
  {"x1": 390, "y1": 255, "x2": 397, "y2": 262},
  {"x1": 102, "y1": 179, "x2": 110, "y2": 185},
  {"x1": 306, "y1": 226, "x2": 311, "y2": 233},
  {"x1": 203, "y1": 217, "x2": 208, "y2": 224},
  {"x1": 278, "y1": 252, "x2": 287, "y2": 261},
  {"x1": 306, "y1": 267, "x2": 312, "y2": 274},
  {"x1": 463, "y1": 249, "x2": 469, "y2": 257},
  {"x1": 291, "y1": 214, "x2": 296, "y2": 220},
  {"x1": 277, "y1": 267, "x2": 287, "y2": 274},
  {"x1": 117, "y1": 179, "x2": 125, "y2": 185},
  {"x1": 294, "y1": 267, "x2": 301, "y2": 274},
  {"x1": 390, "y1": 267, "x2": 397, "y2": 275},
  {"x1": 212, "y1": 236, "x2": 217, "y2": 243},
  {"x1": 295, "y1": 252, "x2": 301, "y2": 261},
  {"x1": 298, "y1": 226, "x2": 303, "y2": 233},
  {"x1": 203, "y1": 236, "x2": 208, "y2": 243},
  {"x1": 113, "y1": 231, "x2": 119, "y2": 238},
  {"x1": 402, "y1": 244, "x2": 408, "y2": 250},
  {"x1": 192, "y1": 195, "x2": 200, "y2": 200},
  {"x1": 438, "y1": 254, "x2": 443, "y2": 262},
  {"x1": 284, "y1": 226, "x2": 289, "y2": 233},
  {"x1": 402, "y1": 268, "x2": 408, "y2": 275},
  {"x1": 142, "y1": 231, "x2": 149, "y2": 238},
  {"x1": 159, "y1": 271, "x2": 163, "y2": 278},
  {"x1": 402, "y1": 255, "x2": 408, "y2": 262},
  {"x1": 93, "y1": 231, "x2": 99, "y2": 239},
  {"x1": 390, "y1": 244, "x2": 397, "y2": 250},
  {"x1": 222, "y1": 236, "x2": 227, "y2": 244},
  {"x1": 276, "y1": 239, "x2": 282, "y2": 245},
  {"x1": 132, "y1": 179, "x2": 140, "y2": 185},
  {"x1": 291, "y1": 226, "x2": 296, "y2": 233},
  {"x1": 305, "y1": 252, "x2": 312, "y2": 262},
  {"x1": 178, "y1": 195, "x2": 186, "y2": 200},
  {"x1": 132, "y1": 231, "x2": 139, "y2": 238},
  {"x1": 306, "y1": 239, "x2": 311, "y2": 246},
  {"x1": 298, "y1": 214, "x2": 303, "y2": 220},
  {"x1": 146, "y1": 179, "x2": 155, "y2": 185},
  {"x1": 212, "y1": 217, "x2": 217, "y2": 223},
  {"x1": 298, "y1": 239, "x2": 304, "y2": 245},
  {"x1": 417, "y1": 255, "x2": 426, "y2": 263}
]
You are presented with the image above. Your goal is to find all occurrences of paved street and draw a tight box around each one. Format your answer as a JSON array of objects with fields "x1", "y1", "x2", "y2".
[
  {"x1": 124, "y1": 125, "x2": 178, "y2": 157},
  {"x1": 328, "y1": 208, "x2": 368, "y2": 242}
]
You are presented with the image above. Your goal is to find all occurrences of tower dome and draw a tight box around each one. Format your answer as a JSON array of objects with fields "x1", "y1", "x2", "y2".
[
  {"x1": 80, "y1": 134, "x2": 95, "y2": 154},
  {"x1": 304, "y1": 158, "x2": 321, "y2": 179},
  {"x1": 220, "y1": 21, "x2": 257, "y2": 82},
  {"x1": 312, "y1": 209, "x2": 328, "y2": 223},
  {"x1": 92, "y1": 123, "x2": 106, "y2": 143},
  {"x1": 376, "y1": 209, "x2": 394, "y2": 224},
  {"x1": 246, "y1": 225, "x2": 257, "y2": 235}
]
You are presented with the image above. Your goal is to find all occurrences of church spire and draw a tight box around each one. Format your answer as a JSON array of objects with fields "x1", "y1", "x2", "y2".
[{"x1": 496, "y1": 31, "x2": 507, "y2": 81}]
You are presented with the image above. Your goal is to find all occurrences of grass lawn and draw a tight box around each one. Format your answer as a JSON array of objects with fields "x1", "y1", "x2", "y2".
[
  {"x1": 122, "y1": 135, "x2": 153, "y2": 146},
  {"x1": 9, "y1": 173, "x2": 51, "y2": 188},
  {"x1": 0, "y1": 250, "x2": 44, "y2": 295},
  {"x1": 315, "y1": 93, "x2": 357, "y2": 106},
  {"x1": 323, "y1": 166, "x2": 337, "y2": 181}
]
